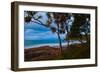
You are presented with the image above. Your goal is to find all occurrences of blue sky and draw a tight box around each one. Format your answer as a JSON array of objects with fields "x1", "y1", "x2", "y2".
[
  {"x1": 24, "y1": 11, "x2": 75, "y2": 46},
  {"x1": 24, "y1": 11, "x2": 90, "y2": 48},
  {"x1": 24, "y1": 22, "x2": 66, "y2": 41},
  {"x1": 24, "y1": 12, "x2": 66, "y2": 41}
]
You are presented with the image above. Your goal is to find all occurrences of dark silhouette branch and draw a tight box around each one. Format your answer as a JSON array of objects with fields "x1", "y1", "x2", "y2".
[
  {"x1": 31, "y1": 17, "x2": 48, "y2": 27},
  {"x1": 31, "y1": 17, "x2": 61, "y2": 32}
]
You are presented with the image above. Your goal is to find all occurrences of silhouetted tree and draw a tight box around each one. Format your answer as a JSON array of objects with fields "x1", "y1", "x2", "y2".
[
  {"x1": 24, "y1": 11, "x2": 90, "y2": 55},
  {"x1": 65, "y1": 13, "x2": 74, "y2": 47},
  {"x1": 46, "y1": 13, "x2": 68, "y2": 55},
  {"x1": 24, "y1": 11, "x2": 69, "y2": 55},
  {"x1": 79, "y1": 15, "x2": 90, "y2": 43},
  {"x1": 70, "y1": 14, "x2": 90, "y2": 43}
]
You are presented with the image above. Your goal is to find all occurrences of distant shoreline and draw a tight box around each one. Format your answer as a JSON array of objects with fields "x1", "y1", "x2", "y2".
[{"x1": 24, "y1": 40, "x2": 86, "y2": 49}]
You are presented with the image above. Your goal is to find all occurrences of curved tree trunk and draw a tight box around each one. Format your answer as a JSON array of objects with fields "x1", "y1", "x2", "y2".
[
  {"x1": 57, "y1": 31, "x2": 62, "y2": 56},
  {"x1": 56, "y1": 24, "x2": 63, "y2": 56},
  {"x1": 65, "y1": 22, "x2": 70, "y2": 48}
]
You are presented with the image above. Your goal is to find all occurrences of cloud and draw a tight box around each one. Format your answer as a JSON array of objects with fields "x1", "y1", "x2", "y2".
[
  {"x1": 24, "y1": 13, "x2": 67, "y2": 41},
  {"x1": 24, "y1": 22, "x2": 50, "y2": 31},
  {"x1": 24, "y1": 29, "x2": 57, "y2": 40},
  {"x1": 33, "y1": 12, "x2": 48, "y2": 24},
  {"x1": 24, "y1": 28, "x2": 66, "y2": 42}
]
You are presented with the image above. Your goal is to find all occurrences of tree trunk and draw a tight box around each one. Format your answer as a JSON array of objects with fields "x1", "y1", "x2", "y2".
[
  {"x1": 67, "y1": 32, "x2": 70, "y2": 48},
  {"x1": 57, "y1": 32, "x2": 63, "y2": 55},
  {"x1": 65, "y1": 23, "x2": 70, "y2": 48},
  {"x1": 80, "y1": 34, "x2": 83, "y2": 44},
  {"x1": 85, "y1": 33, "x2": 88, "y2": 43},
  {"x1": 56, "y1": 24, "x2": 63, "y2": 56}
]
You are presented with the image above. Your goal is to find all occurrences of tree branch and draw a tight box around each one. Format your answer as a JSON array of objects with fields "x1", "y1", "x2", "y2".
[
  {"x1": 31, "y1": 17, "x2": 49, "y2": 27},
  {"x1": 31, "y1": 17, "x2": 60, "y2": 31}
]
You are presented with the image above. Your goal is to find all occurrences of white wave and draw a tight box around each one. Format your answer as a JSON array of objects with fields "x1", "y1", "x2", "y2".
[{"x1": 24, "y1": 40, "x2": 86, "y2": 49}]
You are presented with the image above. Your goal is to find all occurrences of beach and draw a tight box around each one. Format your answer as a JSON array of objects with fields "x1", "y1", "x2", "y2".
[
  {"x1": 24, "y1": 40, "x2": 90, "y2": 61},
  {"x1": 24, "y1": 46, "x2": 61, "y2": 61}
]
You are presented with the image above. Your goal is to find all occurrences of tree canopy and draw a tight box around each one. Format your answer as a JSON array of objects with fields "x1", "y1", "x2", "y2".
[{"x1": 24, "y1": 11, "x2": 90, "y2": 52}]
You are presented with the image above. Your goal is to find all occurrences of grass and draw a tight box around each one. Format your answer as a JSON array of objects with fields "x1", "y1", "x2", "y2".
[{"x1": 54, "y1": 41, "x2": 90, "y2": 60}]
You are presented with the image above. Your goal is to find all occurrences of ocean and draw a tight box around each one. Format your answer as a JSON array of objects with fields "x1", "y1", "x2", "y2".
[
  {"x1": 24, "y1": 22, "x2": 67, "y2": 49},
  {"x1": 24, "y1": 38, "x2": 66, "y2": 49}
]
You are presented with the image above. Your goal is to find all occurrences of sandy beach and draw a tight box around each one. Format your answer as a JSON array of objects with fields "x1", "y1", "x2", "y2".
[
  {"x1": 24, "y1": 46, "x2": 61, "y2": 61},
  {"x1": 24, "y1": 41, "x2": 90, "y2": 61}
]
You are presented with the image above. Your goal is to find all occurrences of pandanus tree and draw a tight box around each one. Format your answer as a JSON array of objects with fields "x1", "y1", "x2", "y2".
[
  {"x1": 47, "y1": 13, "x2": 68, "y2": 55},
  {"x1": 24, "y1": 11, "x2": 73, "y2": 55},
  {"x1": 69, "y1": 14, "x2": 90, "y2": 44},
  {"x1": 47, "y1": 13, "x2": 75, "y2": 49},
  {"x1": 70, "y1": 14, "x2": 84, "y2": 43},
  {"x1": 79, "y1": 16, "x2": 90, "y2": 43},
  {"x1": 65, "y1": 14, "x2": 74, "y2": 47}
]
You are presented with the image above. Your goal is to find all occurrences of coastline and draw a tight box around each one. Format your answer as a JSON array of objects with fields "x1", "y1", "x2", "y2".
[
  {"x1": 24, "y1": 40, "x2": 86, "y2": 49},
  {"x1": 24, "y1": 41, "x2": 90, "y2": 61}
]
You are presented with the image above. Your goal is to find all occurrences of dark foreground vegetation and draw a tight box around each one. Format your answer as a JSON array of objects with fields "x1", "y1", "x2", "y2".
[{"x1": 24, "y1": 41, "x2": 90, "y2": 61}]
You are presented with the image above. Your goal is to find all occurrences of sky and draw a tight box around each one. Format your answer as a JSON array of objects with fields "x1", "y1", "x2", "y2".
[
  {"x1": 24, "y1": 11, "x2": 90, "y2": 48},
  {"x1": 24, "y1": 11, "x2": 68, "y2": 41}
]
